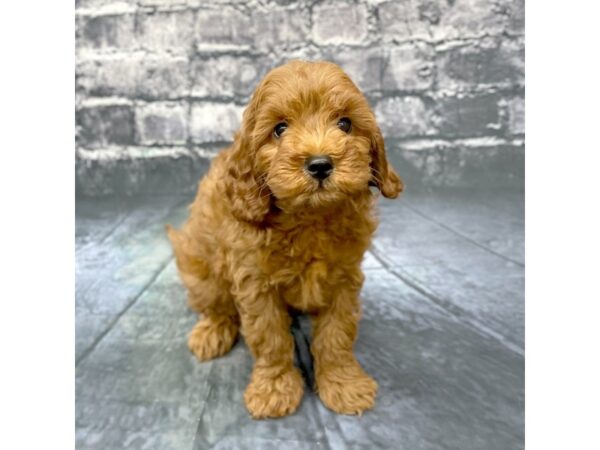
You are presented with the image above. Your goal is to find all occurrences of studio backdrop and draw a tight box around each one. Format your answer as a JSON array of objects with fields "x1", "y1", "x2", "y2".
[{"x1": 76, "y1": 0, "x2": 524, "y2": 196}]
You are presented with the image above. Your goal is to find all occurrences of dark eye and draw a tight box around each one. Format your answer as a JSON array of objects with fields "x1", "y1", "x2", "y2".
[
  {"x1": 337, "y1": 117, "x2": 352, "y2": 133},
  {"x1": 273, "y1": 122, "x2": 288, "y2": 138}
]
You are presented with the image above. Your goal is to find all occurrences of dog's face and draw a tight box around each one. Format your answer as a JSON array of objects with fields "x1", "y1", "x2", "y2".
[{"x1": 224, "y1": 61, "x2": 403, "y2": 221}]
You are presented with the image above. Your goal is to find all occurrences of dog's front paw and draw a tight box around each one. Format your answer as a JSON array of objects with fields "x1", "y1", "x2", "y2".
[
  {"x1": 316, "y1": 363, "x2": 378, "y2": 415},
  {"x1": 244, "y1": 366, "x2": 304, "y2": 419}
]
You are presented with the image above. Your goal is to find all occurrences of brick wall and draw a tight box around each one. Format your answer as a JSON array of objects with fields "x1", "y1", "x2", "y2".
[{"x1": 76, "y1": 0, "x2": 524, "y2": 196}]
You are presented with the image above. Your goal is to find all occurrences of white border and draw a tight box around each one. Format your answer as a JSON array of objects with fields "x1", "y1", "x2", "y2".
[
  {"x1": 0, "y1": 1, "x2": 74, "y2": 448},
  {"x1": 527, "y1": 2, "x2": 600, "y2": 449}
]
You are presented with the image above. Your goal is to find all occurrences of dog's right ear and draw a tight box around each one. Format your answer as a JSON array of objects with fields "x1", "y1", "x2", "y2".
[
  {"x1": 220, "y1": 99, "x2": 271, "y2": 224},
  {"x1": 370, "y1": 127, "x2": 404, "y2": 199}
]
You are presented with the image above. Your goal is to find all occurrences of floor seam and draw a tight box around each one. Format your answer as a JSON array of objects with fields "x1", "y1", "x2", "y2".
[
  {"x1": 75, "y1": 255, "x2": 174, "y2": 367},
  {"x1": 76, "y1": 196, "x2": 189, "y2": 317},
  {"x1": 402, "y1": 201, "x2": 525, "y2": 267},
  {"x1": 76, "y1": 196, "x2": 188, "y2": 257},
  {"x1": 76, "y1": 210, "x2": 132, "y2": 256},
  {"x1": 97, "y1": 210, "x2": 132, "y2": 246},
  {"x1": 191, "y1": 365, "x2": 215, "y2": 450},
  {"x1": 368, "y1": 247, "x2": 524, "y2": 357}
]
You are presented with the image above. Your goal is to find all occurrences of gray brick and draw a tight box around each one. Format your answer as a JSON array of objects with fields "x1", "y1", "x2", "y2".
[
  {"x1": 190, "y1": 102, "x2": 243, "y2": 143},
  {"x1": 506, "y1": 0, "x2": 525, "y2": 35},
  {"x1": 382, "y1": 43, "x2": 435, "y2": 92},
  {"x1": 312, "y1": 1, "x2": 369, "y2": 45},
  {"x1": 138, "y1": 57, "x2": 190, "y2": 99},
  {"x1": 323, "y1": 47, "x2": 384, "y2": 93},
  {"x1": 76, "y1": 0, "x2": 137, "y2": 9},
  {"x1": 77, "y1": 14, "x2": 136, "y2": 51},
  {"x1": 77, "y1": 55, "x2": 190, "y2": 99},
  {"x1": 77, "y1": 57, "x2": 139, "y2": 97},
  {"x1": 253, "y1": 7, "x2": 309, "y2": 51},
  {"x1": 195, "y1": 9, "x2": 253, "y2": 51},
  {"x1": 431, "y1": 0, "x2": 507, "y2": 42},
  {"x1": 78, "y1": 105, "x2": 135, "y2": 148},
  {"x1": 136, "y1": 102, "x2": 188, "y2": 145},
  {"x1": 433, "y1": 94, "x2": 501, "y2": 138},
  {"x1": 375, "y1": 97, "x2": 435, "y2": 139},
  {"x1": 137, "y1": 10, "x2": 195, "y2": 54},
  {"x1": 379, "y1": 0, "x2": 517, "y2": 43},
  {"x1": 417, "y1": 0, "x2": 443, "y2": 25},
  {"x1": 505, "y1": 97, "x2": 524, "y2": 135},
  {"x1": 379, "y1": 1, "x2": 431, "y2": 42},
  {"x1": 436, "y1": 38, "x2": 524, "y2": 91},
  {"x1": 191, "y1": 55, "x2": 273, "y2": 99}
]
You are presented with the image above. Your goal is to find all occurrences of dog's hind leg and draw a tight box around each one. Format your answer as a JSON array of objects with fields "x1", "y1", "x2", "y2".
[
  {"x1": 186, "y1": 273, "x2": 239, "y2": 361},
  {"x1": 167, "y1": 225, "x2": 240, "y2": 361},
  {"x1": 187, "y1": 309, "x2": 239, "y2": 361}
]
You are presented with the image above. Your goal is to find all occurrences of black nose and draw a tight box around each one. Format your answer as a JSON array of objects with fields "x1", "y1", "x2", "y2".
[{"x1": 305, "y1": 155, "x2": 333, "y2": 180}]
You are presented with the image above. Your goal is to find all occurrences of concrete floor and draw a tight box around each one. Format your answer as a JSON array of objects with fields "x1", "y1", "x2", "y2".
[{"x1": 75, "y1": 188, "x2": 524, "y2": 450}]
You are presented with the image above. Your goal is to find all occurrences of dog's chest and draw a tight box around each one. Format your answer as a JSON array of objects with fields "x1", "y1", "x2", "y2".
[{"x1": 261, "y1": 219, "x2": 371, "y2": 311}]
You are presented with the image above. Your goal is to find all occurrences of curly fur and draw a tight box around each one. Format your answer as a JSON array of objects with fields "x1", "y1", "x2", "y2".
[{"x1": 167, "y1": 60, "x2": 403, "y2": 419}]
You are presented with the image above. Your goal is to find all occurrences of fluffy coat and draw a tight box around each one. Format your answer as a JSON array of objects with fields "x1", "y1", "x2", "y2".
[{"x1": 167, "y1": 60, "x2": 403, "y2": 419}]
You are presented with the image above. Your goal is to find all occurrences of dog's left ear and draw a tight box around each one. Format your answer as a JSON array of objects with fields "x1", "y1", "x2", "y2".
[
  {"x1": 219, "y1": 90, "x2": 272, "y2": 224},
  {"x1": 370, "y1": 127, "x2": 404, "y2": 198},
  {"x1": 221, "y1": 131, "x2": 271, "y2": 224}
]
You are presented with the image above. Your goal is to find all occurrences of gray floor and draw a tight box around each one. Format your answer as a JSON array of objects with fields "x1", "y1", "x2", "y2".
[{"x1": 75, "y1": 188, "x2": 524, "y2": 450}]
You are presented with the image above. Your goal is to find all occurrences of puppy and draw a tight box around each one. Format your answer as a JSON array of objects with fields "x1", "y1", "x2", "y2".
[{"x1": 167, "y1": 60, "x2": 403, "y2": 419}]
